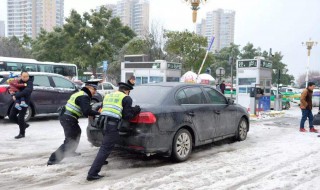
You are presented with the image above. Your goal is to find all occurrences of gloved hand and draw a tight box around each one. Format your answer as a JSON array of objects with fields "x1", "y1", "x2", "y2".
[{"x1": 133, "y1": 105, "x2": 141, "y2": 114}]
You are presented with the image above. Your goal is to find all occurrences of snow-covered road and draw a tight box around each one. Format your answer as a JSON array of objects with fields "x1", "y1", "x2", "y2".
[{"x1": 1, "y1": 106, "x2": 320, "y2": 190}]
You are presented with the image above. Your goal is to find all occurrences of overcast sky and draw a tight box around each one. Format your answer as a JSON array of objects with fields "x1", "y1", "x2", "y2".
[{"x1": 0, "y1": 0, "x2": 319, "y2": 79}]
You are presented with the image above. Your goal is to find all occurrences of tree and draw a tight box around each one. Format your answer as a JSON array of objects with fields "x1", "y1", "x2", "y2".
[
  {"x1": 120, "y1": 21, "x2": 166, "y2": 61},
  {"x1": 164, "y1": 30, "x2": 208, "y2": 73},
  {"x1": 212, "y1": 43, "x2": 240, "y2": 80},
  {"x1": 261, "y1": 52, "x2": 294, "y2": 85},
  {"x1": 239, "y1": 43, "x2": 261, "y2": 59},
  {"x1": 0, "y1": 36, "x2": 31, "y2": 58},
  {"x1": 297, "y1": 71, "x2": 320, "y2": 88},
  {"x1": 30, "y1": 7, "x2": 136, "y2": 77}
]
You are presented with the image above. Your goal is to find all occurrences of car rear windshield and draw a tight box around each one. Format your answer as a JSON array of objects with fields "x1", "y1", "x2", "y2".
[{"x1": 130, "y1": 85, "x2": 172, "y2": 105}]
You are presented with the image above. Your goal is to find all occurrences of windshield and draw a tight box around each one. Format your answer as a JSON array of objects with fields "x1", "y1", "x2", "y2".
[{"x1": 130, "y1": 85, "x2": 172, "y2": 105}]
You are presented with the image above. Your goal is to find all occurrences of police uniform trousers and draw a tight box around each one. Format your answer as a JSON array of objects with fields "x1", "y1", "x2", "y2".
[
  {"x1": 9, "y1": 106, "x2": 28, "y2": 135},
  {"x1": 88, "y1": 117, "x2": 120, "y2": 176},
  {"x1": 48, "y1": 114, "x2": 81, "y2": 163}
]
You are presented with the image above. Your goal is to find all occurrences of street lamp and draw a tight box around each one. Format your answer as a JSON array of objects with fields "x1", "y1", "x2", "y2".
[
  {"x1": 182, "y1": 0, "x2": 207, "y2": 23},
  {"x1": 302, "y1": 38, "x2": 318, "y2": 88}
]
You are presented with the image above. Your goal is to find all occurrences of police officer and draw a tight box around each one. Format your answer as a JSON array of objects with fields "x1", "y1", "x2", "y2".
[
  {"x1": 86, "y1": 82, "x2": 141, "y2": 181},
  {"x1": 47, "y1": 81, "x2": 101, "y2": 165}
]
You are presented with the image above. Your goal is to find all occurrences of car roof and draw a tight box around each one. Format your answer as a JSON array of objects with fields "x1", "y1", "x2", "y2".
[{"x1": 137, "y1": 82, "x2": 212, "y2": 88}]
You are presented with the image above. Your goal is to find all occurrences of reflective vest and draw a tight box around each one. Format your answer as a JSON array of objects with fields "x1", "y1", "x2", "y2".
[
  {"x1": 101, "y1": 91, "x2": 126, "y2": 119},
  {"x1": 65, "y1": 91, "x2": 88, "y2": 118}
]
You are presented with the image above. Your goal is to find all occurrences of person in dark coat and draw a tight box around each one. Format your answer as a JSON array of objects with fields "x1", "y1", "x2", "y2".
[
  {"x1": 47, "y1": 81, "x2": 101, "y2": 165},
  {"x1": 7, "y1": 73, "x2": 29, "y2": 110},
  {"x1": 127, "y1": 75, "x2": 135, "y2": 87},
  {"x1": 299, "y1": 82, "x2": 317, "y2": 132},
  {"x1": 9, "y1": 71, "x2": 34, "y2": 139},
  {"x1": 86, "y1": 82, "x2": 141, "y2": 181},
  {"x1": 220, "y1": 80, "x2": 226, "y2": 94}
]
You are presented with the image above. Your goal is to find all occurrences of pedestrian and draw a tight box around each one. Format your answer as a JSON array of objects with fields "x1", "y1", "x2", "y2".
[
  {"x1": 300, "y1": 82, "x2": 318, "y2": 132},
  {"x1": 9, "y1": 71, "x2": 34, "y2": 139},
  {"x1": 86, "y1": 82, "x2": 141, "y2": 181},
  {"x1": 127, "y1": 75, "x2": 136, "y2": 87},
  {"x1": 220, "y1": 80, "x2": 226, "y2": 94},
  {"x1": 47, "y1": 81, "x2": 101, "y2": 165},
  {"x1": 7, "y1": 72, "x2": 29, "y2": 110}
]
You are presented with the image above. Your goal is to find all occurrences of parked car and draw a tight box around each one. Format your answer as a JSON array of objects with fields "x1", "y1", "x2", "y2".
[
  {"x1": 0, "y1": 72, "x2": 103, "y2": 121},
  {"x1": 87, "y1": 82, "x2": 249, "y2": 162},
  {"x1": 96, "y1": 82, "x2": 117, "y2": 96}
]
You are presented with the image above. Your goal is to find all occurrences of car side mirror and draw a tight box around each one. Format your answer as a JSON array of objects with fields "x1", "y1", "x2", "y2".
[{"x1": 227, "y1": 98, "x2": 234, "y2": 105}]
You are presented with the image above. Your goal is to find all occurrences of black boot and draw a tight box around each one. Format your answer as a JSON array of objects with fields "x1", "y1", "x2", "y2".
[
  {"x1": 86, "y1": 174, "x2": 104, "y2": 181},
  {"x1": 15, "y1": 134, "x2": 25, "y2": 139}
]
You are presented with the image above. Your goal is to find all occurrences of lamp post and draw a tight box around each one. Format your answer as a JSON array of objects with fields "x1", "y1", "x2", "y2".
[
  {"x1": 302, "y1": 38, "x2": 318, "y2": 88},
  {"x1": 182, "y1": 0, "x2": 207, "y2": 23}
]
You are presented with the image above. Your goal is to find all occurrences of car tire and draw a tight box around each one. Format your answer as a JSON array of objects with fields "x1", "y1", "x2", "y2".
[
  {"x1": 0, "y1": 116, "x2": 4, "y2": 119},
  {"x1": 171, "y1": 129, "x2": 192, "y2": 162},
  {"x1": 24, "y1": 106, "x2": 32, "y2": 122},
  {"x1": 235, "y1": 117, "x2": 248, "y2": 141}
]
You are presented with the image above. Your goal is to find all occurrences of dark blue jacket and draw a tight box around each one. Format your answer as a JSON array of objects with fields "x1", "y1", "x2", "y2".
[{"x1": 14, "y1": 76, "x2": 34, "y2": 104}]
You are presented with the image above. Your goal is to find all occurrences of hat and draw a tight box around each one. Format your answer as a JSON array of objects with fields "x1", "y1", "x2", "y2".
[
  {"x1": 129, "y1": 75, "x2": 136, "y2": 80},
  {"x1": 118, "y1": 82, "x2": 133, "y2": 90},
  {"x1": 85, "y1": 81, "x2": 99, "y2": 90}
]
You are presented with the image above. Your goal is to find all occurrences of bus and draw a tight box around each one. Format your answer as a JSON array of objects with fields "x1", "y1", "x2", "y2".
[{"x1": 0, "y1": 56, "x2": 78, "y2": 79}]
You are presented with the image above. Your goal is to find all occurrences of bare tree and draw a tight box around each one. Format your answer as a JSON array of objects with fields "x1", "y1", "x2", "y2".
[
  {"x1": 297, "y1": 71, "x2": 320, "y2": 88},
  {"x1": 0, "y1": 36, "x2": 31, "y2": 58}
]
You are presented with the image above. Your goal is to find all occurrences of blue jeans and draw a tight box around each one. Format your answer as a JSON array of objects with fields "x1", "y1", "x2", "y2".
[{"x1": 300, "y1": 109, "x2": 314, "y2": 129}]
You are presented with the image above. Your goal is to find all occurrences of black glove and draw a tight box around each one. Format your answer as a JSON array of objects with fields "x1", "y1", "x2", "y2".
[{"x1": 133, "y1": 105, "x2": 141, "y2": 114}]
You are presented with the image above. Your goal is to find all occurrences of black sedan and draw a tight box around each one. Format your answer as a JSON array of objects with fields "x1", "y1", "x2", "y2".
[
  {"x1": 87, "y1": 82, "x2": 249, "y2": 162},
  {"x1": 0, "y1": 72, "x2": 103, "y2": 121}
]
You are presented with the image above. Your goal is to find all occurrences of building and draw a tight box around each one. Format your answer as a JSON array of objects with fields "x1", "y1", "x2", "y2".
[
  {"x1": 0, "y1": 21, "x2": 5, "y2": 37},
  {"x1": 196, "y1": 9, "x2": 235, "y2": 52},
  {"x1": 100, "y1": 0, "x2": 149, "y2": 36},
  {"x1": 7, "y1": 0, "x2": 64, "y2": 40}
]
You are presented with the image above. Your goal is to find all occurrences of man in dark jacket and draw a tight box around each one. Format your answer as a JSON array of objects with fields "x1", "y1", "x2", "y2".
[
  {"x1": 86, "y1": 82, "x2": 141, "y2": 181},
  {"x1": 47, "y1": 81, "x2": 101, "y2": 165},
  {"x1": 300, "y1": 82, "x2": 318, "y2": 132},
  {"x1": 9, "y1": 71, "x2": 34, "y2": 139},
  {"x1": 219, "y1": 80, "x2": 226, "y2": 94},
  {"x1": 127, "y1": 75, "x2": 135, "y2": 87}
]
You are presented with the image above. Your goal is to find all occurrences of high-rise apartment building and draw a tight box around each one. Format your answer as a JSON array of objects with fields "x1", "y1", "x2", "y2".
[
  {"x1": 7, "y1": 0, "x2": 64, "y2": 40},
  {"x1": 101, "y1": 0, "x2": 149, "y2": 36},
  {"x1": 197, "y1": 9, "x2": 235, "y2": 52},
  {"x1": 0, "y1": 20, "x2": 5, "y2": 37}
]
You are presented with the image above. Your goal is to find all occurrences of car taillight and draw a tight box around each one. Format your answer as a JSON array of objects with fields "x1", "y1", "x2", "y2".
[
  {"x1": 130, "y1": 112, "x2": 157, "y2": 124},
  {"x1": 0, "y1": 87, "x2": 7, "y2": 93}
]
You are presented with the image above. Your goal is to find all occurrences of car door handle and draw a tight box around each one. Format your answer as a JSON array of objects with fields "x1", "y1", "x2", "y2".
[
  {"x1": 214, "y1": 111, "x2": 221, "y2": 115},
  {"x1": 187, "y1": 112, "x2": 195, "y2": 116}
]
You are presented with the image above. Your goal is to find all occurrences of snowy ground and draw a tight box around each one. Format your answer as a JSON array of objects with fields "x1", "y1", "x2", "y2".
[{"x1": 1, "y1": 105, "x2": 320, "y2": 190}]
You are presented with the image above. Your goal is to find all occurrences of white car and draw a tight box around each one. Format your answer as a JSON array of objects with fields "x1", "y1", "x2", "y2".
[{"x1": 97, "y1": 82, "x2": 117, "y2": 96}]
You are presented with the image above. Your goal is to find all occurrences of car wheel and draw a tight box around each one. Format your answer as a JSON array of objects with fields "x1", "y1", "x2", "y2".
[
  {"x1": 171, "y1": 129, "x2": 192, "y2": 162},
  {"x1": 24, "y1": 107, "x2": 32, "y2": 122},
  {"x1": 0, "y1": 116, "x2": 4, "y2": 119},
  {"x1": 235, "y1": 118, "x2": 248, "y2": 141}
]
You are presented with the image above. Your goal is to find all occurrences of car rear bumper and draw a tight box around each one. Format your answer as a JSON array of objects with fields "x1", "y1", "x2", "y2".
[{"x1": 86, "y1": 126, "x2": 171, "y2": 155}]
